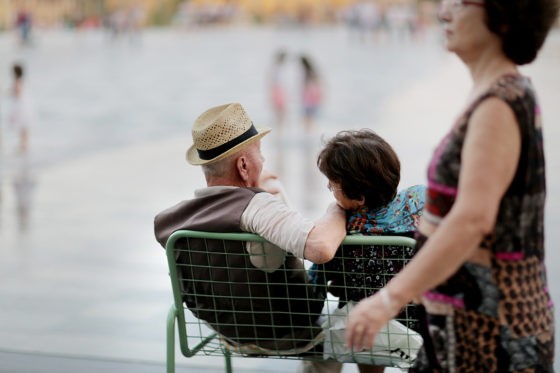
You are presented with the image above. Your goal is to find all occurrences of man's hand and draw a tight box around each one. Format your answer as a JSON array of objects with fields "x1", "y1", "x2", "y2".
[{"x1": 258, "y1": 169, "x2": 281, "y2": 195}]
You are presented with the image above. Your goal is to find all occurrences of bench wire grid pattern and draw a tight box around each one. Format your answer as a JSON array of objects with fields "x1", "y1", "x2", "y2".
[{"x1": 166, "y1": 230, "x2": 421, "y2": 373}]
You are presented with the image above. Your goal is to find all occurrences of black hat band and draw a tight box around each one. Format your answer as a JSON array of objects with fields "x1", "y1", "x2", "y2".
[{"x1": 197, "y1": 124, "x2": 258, "y2": 161}]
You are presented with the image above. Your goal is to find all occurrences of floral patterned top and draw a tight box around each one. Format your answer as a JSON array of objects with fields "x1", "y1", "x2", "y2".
[
  {"x1": 412, "y1": 74, "x2": 555, "y2": 372},
  {"x1": 309, "y1": 185, "x2": 425, "y2": 331}
]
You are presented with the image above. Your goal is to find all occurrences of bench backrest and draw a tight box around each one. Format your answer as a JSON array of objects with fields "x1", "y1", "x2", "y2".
[{"x1": 166, "y1": 230, "x2": 421, "y2": 368}]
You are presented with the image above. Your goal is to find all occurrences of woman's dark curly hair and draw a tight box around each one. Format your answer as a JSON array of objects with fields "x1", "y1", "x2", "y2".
[
  {"x1": 317, "y1": 129, "x2": 400, "y2": 209},
  {"x1": 484, "y1": 0, "x2": 559, "y2": 65}
]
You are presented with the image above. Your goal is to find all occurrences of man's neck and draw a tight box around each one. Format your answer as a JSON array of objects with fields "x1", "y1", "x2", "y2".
[{"x1": 206, "y1": 177, "x2": 246, "y2": 188}]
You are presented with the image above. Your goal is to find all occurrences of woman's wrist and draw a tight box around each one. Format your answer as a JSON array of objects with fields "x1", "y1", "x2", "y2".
[{"x1": 378, "y1": 287, "x2": 401, "y2": 316}]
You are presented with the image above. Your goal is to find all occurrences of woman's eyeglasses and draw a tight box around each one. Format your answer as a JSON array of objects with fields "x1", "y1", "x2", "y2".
[{"x1": 441, "y1": 0, "x2": 484, "y2": 12}]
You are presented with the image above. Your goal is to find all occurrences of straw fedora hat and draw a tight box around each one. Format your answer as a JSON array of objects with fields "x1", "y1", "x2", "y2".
[{"x1": 186, "y1": 103, "x2": 271, "y2": 165}]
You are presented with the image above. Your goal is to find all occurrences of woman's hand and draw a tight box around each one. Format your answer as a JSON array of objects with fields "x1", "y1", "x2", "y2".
[{"x1": 345, "y1": 288, "x2": 400, "y2": 351}]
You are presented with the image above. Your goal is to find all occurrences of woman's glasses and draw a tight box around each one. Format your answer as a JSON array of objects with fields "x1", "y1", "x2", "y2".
[{"x1": 441, "y1": 0, "x2": 484, "y2": 12}]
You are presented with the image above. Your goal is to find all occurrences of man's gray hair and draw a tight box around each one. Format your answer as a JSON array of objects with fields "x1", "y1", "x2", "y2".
[{"x1": 201, "y1": 152, "x2": 238, "y2": 178}]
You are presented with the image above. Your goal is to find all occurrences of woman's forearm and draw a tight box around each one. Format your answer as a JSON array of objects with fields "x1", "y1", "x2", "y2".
[
  {"x1": 304, "y1": 203, "x2": 346, "y2": 263},
  {"x1": 385, "y1": 208, "x2": 488, "y2": 307}
]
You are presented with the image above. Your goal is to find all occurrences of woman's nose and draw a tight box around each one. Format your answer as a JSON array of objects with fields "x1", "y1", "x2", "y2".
[{"x1": 437, "y1": 1, "x2": 452, "y2": 23}]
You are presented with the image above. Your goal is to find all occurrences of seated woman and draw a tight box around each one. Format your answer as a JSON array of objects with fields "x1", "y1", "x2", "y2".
[{"x1": 310, "y1": 129, "x2": 425, "y2": 373}]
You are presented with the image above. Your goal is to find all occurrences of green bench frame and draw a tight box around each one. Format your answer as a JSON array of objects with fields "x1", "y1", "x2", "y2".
[{"x1": 165, "y1": 230, "x2": 420, "y2": 373}]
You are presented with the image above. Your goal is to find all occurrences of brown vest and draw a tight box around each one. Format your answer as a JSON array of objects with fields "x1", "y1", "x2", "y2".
[{"x1": 154, "y1": 188, "x2": 324, "y2": 349}]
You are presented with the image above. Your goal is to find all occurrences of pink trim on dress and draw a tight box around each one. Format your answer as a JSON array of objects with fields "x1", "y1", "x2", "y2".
[
  {"x1": 495, "y1": 252, "x2": 524, "y2": 261},
  {"x1": 424, "y1": 291, "x2": 465, "y2": 308},
  {"x1": 427, "y1": 181, "x2": 458, "y2": 196}
]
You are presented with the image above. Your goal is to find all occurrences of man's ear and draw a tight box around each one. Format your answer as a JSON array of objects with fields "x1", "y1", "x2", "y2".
[{"x1": 236, "y1": 155, "x2": 249, "y2": 182}]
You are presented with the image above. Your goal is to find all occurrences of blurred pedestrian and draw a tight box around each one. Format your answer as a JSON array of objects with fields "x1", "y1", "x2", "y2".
[
  {"x1": 345, "y1": 0, "x2": 558, "y2": 371},
  {"x1": 1, "y1": 63, "x2": 37, "y2": 231},
  {"x1": 299, "y1": 54, "x2": 323, "y2": 133},
  {"x1": 268, "y1": 49, "x2": 288, "y2": 131},
  {"x1": 7, "y1": 63, "x2": 35, "y2": 155},
  {"x1": 15, "y1": 7, "x2": 32, "y2": 46}
]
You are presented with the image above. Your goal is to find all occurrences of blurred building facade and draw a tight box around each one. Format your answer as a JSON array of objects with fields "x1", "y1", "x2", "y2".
[
  {"x1": 0, "y1": 0, "x2": 179, "y2": 29},
  {"x1": 0, "y1": 0, "x2": 438, "y2": 29}
]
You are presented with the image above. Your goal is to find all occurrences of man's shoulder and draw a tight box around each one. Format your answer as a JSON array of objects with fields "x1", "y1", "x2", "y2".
[
  {"x1": 194, "y1": 186, "x2": 264, "y2": 199},
  {"x1": 244, "y1": 189, "x2": 286, "y2": 210},
  {"x1": 157, "y1": 187, "x2": 263, "y2": 219},
  {"x1": 154, "y1": 187, "x2": 269, "y2": 246}
]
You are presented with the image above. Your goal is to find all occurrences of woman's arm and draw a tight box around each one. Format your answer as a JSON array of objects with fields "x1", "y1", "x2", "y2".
[
  {"x1": 304, "y1": 202, "x2": 347, "y2": 264},
  {"x1": 346, "y1": 97, "x2": 521, "y2": 350}
]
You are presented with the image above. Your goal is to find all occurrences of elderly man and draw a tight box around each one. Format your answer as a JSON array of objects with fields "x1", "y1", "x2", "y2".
[{"x1": 154, "y1": 102, "x2": 346, "y2": 356}]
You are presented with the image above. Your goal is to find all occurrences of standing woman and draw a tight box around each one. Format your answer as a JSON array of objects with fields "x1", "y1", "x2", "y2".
[
  {"x1": 300, "y1": 54, "x2": 323, "y2": 133},
  {"x1": 8, "y1": 64, "x2": 34, "y2": 155},
  {"x1": 345, "y1": 0, "x2": 559, "y2": 371},
  {"x1": 269, "y1": 49, "x2": 288, "y2": 131}
]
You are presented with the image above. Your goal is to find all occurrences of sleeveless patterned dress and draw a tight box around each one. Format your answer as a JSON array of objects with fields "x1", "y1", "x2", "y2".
[{"x1": 412, "y1": 74, "x2": 555, "y2": 372}]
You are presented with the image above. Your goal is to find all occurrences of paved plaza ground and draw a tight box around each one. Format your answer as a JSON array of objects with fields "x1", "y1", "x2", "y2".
[{"x1": 0, "y1": 25, "x2": 559, "y2": 372}]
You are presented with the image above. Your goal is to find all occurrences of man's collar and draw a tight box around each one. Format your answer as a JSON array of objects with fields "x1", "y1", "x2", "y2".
[{"x1": 194, "y1": 186, "x2": 238, "y2": 198}]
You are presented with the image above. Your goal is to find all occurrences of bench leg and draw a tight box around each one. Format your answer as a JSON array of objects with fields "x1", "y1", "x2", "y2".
[
  {"x1": 167, "y1": 306, "x2": 177, "y2": 373},
  {"x1": 224, "y1": 349, "x2": 232, "y2": 373}
]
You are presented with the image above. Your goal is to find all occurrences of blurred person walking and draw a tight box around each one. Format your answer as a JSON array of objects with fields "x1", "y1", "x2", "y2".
[
  {"x1": 267, "y1": 49, "x2": 290, "y2": 179},
  {"x1": 345, "y1": 0, "x2": 558, "y2": 371},
  {"x1": 15, "y1": 7, "x2": 32, "y2": 46},
  {"x1": 357, "y1": 0, "x2": 383, "y2": 44},
  {"x1": 268, "y1": 49, "x2": 288, "y2": 131},
  {"x1": 6, "y1": 64, "x2": 35, "y2": 155},
  {"x1": 1, "y1": 63, "x2": 37, "y2": 231},
  {"x1": 299, "y1": 54, "x2": 323, "y2": 133}
]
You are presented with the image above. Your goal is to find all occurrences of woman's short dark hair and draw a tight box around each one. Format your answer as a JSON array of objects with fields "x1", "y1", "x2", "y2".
[
  {"x1": 485, "y1": 0, "x2": 559, "y2": 65},
  {"x1": 317, "y1": 129, "x2": 400, "y2": 209}
]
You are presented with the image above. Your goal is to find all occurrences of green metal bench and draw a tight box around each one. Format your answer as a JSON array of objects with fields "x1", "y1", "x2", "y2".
[{"x1": 165, "y1": 230, "x2": 422, "y2": 373}]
